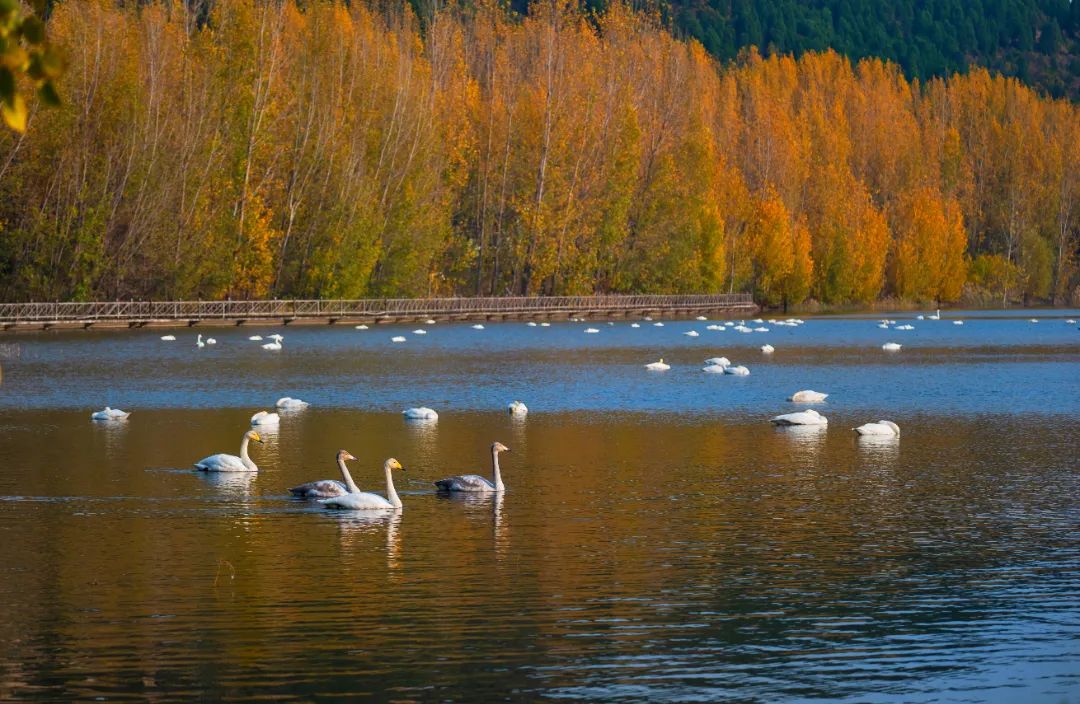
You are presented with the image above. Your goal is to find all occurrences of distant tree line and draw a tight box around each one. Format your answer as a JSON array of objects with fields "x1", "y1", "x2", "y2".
[
  {"x1": 667, "y1": 0, "x2": 1080, "y2": 99},
  {"x1": 0, "y1": 0, "x2": 1077, "y2": 307}
]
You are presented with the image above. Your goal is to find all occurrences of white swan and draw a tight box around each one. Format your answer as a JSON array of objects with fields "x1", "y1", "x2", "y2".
[
  {"x1": 771, "y1": 409, "x2": 828, "y2": 426},
  {"x1": 645, "y1": 358, "x2": 670, "y2": 371},
  {"x1": 262, "y1": 340, "x2": 282, "y2": 350},
  {"x1": 882, "y1": 342, "x2": 902, "y2": 351},
  {"x1": 753, "y1": 327, "x2": 770, "y2": 332},
  {"x1": 684, "y1": 330, "x2": 699, "y2": 337},
  {"x1": 704, "y1": 357, "x2": 730, "y2": 367},
  {"x1": 877, "y1": 323, "x2": 889, "y2": 329},
  {"x1": 250, "y1": 410, "x2": 280, "y2": 426},
  {"x1": 1066, "y1": 319, "x2": 1077, "y2": 324},
  {"x1": 355, "y1": 325, "x2": 368, "y2": 330},
  {"x1": 895, "y1": 324, "x2": 915, "y2": 330},
  {"x1": 391, "y1": 336, "x2": 407, "y2": 342},
  {"x1": 724, "y1": 365, "x2": 750, "y2": 375},
  {"x1": 953, "y1": 320, "x2": 964, "y2": 325},
  {"x1": 734, "y1": 325, "x2": 752, "y2": 333},
  {"x1": 653, "y1": 322, "x2": 665, "y2": 327},
  {"x1": 508, "y1": 401, "x2": 528, "y2": 416},
  {"x1": 413, "y1": 329, "x2": 427, "y2": 335},
  {"x1": 194, "y1": 430, "x2": 263, "y2": 472},
  {"x1": 435, "y1": 442, "x2": 509, "y2": 492},
  {"x1": 527, "y1": 322, "x2": 538, "y2": 327},
  {"x1": 403, "y1": 407, "x2": 438, "y2": 420},
  {"x1": 584, "y1": 328, "x2": 599, "y2": 334},
  {"x1": 1029, "y1": 318, "x2": 1039, "y2": 323},
  {"x1": 196, "y1": 334, "x2": 205, "y2": 348},
  {"x1": 854, "y1": 420, "x2": 900, "y2": 436},
  {"x1": 160, "y1": 335, "x2": 176, "y2": 341},
  {"x1": 425, "y1": 319, "x2": 437, "y2": 325},
  {"x1": 761, "y1": 344, "x2": 775, "y2": 354},
  {"x1": 644, "y1": 316, "x2": 653, "y2": 321},
  {"x1": 248, "y1": 335, "x2": 263, "y2": 340},
  {"x1": 472, "y1": 324, "x2": 485, "y2": 330},
  {"x1": 706, "y1": 324, "x2": 724, "y2": 331},
  {"x1": 205, "y1": 337, "x2": 216, "y2": 345},
  {"x1": 289, "y1": 450, "x2": 356, "y2": 498},
  {"x1": 788, "y1": 390, "x2": 828, "y2": 403},
  {"x1": 630, "y1": 323, "x2": 641, "y2": 328},
  {"x1": 540, "y1": 322, "x2": 550, "y2": 327},
  {"x1": 928, "y1": 309, "x2": 941, "y2": 320},
  {"x1": 91, "y1": 406, "x2": 130, "y2": 421},
  {"x1": 321, "y1": 458, "x2": 404, "y2": 510},
  {"x1": 276, "y1": 397, "x2": 309, "y2": 410},
  {"x1": 695, "y1": 316, "x2": 708, "y2": 321},
  {"x1": 702, "y1": 364, "x2": 727, "y2": 373},
  {"x1": 916, "y1": 315, "x2": 925, "y2": 320}
]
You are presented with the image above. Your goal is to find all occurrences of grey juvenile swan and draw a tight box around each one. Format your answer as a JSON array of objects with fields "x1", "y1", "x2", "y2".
[{"x1": 434, "y1": 442, "x2": 510, "y2": 492}]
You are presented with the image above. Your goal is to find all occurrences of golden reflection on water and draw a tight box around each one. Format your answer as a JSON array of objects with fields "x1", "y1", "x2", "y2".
[{"x1": 0, "y1": 408, "x2": 1075, "y2": 701}]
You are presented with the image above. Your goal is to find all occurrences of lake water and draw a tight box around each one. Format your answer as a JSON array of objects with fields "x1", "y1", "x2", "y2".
[{"x1": 0, "y1": 311, "x2": 1077, "y2": 701}]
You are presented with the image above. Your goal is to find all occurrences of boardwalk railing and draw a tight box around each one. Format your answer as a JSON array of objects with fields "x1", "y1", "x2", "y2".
[{"x1": 0, "y1": 294, "x2": 756, "y2": 326}]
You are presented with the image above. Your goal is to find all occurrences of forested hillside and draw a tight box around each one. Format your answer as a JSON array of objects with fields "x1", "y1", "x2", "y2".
[
  {"x1": 670, "y1": 0, "x2": 1080, "y2": 99},
  {"x1": 0, "y1": 0, "x2": 1077, "y2": 306}
]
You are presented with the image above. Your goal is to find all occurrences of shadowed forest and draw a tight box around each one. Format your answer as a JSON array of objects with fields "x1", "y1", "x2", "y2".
[{"x1": 0, "y1": 0, "x2": 1077, "y2": 306}]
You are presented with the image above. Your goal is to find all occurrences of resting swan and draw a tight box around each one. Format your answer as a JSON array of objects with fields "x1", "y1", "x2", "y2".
[
  {"x1": 854, "y1": 420, "x2": 900, "y2": 436},
  {"x1": 321, "y1": 458, "x2": 404, "y2": 510},
  {"x1": 194, "y1": 430, "x2": 263, "y2": 472},
  {"x1": 788, "y1": 390, "x2": 828, "y2": 403},
  {"x1": 645, "y1": 358, "x2": 670, "y2": 371},
  {"x1": 250, "y1": 410, "x2": 280, "y2": 426},
  {"x1": 289, "y1": 450, "x2": 356, "y2": 498},
  {"x1": 91, "y1": 406, "x2": 130, "y2": 421},
  {"x1": 276, "y1": 397, "x2": 309, "y2": 410},
  {"x1": 771, "y1": 409, "x2": 828, "y2": 426},
  {"x1": 435, "y1": 442, "x2": 509, "y2": 492},
  {"x1": 403, "y1": 407, "x2": 438, "y2": 420}
]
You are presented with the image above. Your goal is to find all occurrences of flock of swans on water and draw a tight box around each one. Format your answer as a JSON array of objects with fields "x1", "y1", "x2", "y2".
[{"x1": 93, "y1": 310, "x2": 1077, "y2": 509}]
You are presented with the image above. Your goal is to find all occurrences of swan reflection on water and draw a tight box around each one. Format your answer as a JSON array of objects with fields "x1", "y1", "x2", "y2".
[
  {"x1": 194, "y1": 470, "x2": 257, "y2": 499},
  {"x1": 774, "y1": 423, "x2": 828, "y2": 456},
  {"x1": 856, "y1": 433, "x2": 901, "y2": 463},
  {"x1": 329, "y1": 508, "x2": 403, "y2": 568},
  {"x1": 404, "y1": 417, "x2": 438, "y2": 456},
  {"x1": 437, "y1": 490, "x2": 508, "y2": 559}
]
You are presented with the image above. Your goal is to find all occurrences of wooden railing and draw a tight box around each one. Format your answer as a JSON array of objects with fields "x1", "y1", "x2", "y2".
[{"x1": 0, "y1": 294, "x2": 755, "y2": 324}]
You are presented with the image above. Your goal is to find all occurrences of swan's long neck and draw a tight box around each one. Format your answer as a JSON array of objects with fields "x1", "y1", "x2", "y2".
[
  {"x1": 239, "y1": 435, "x2": 257, "y2": 471},
  {"x1": 338, "y1": 458, "x2": 362, "y2": 494},
  {"x1": 492, "y1": 449, "x2": 505, "y2": 492},
  {"x1": 384, "y1": 462, "x2": 402, "y2": 508}
]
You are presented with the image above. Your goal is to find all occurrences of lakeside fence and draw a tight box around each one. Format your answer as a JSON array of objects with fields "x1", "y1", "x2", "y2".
[{"x1": 0, "y1": 294, "x2": 756, "y2": 328}]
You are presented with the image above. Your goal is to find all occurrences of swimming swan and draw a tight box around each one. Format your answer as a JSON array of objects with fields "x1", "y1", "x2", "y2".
[
  {"x1": 248, "y1": 335, "x2": 263, "y2": 341},
  {"x1": 434, "y1": 442, "x2": 510, "y2": 493},
  {"x1": 196, "y1": 334, "x2": 205, "y2": 348},
  {"x1": 724, "y1": 365, "x2": 750, "y2": 375},
  {"x1": 403, "y1": 407, "x2": 438, "y2": 420},
  {"x1": 788, "y1": 390, "x2": 828, "y2": 403},
  {"x1": 250, "y1": 410, "x2": 280, "y2": 426},
  {"x1": 276, "y1": 397, "x2": 309, "y2": 410},
  {"x1": 289, "y1": 450, "x2": 356, "y2": 498},
  {"x1": 321, "y1": 458, "x2": 405, "y2": 510},
  {"x1": 684, "y1": 330, "x2": 699, "y2": 337},
  {"x1": 194, "y1": 430, "x2": 263, "y2": 472},
  {"x1": 645, "y1": 358, "x2": 670, "y2": 371},
  {"x1": 771, "y1": 409, "x2": 828, "y2": 426},
  {"x1": 91, "y1": 406, "x2": 130, "y2": 421},
  {"x1": 508, "y1": 401, "x2": 528, "y2": 416},
  {"x1": 160, "y1": 335, "x2": 176, "y2": 341},
  {"x1": 262, "y1": 340, "x2": 282, "y2": 350},
  {"x1": 882, "y1": 342, "x2": 902, "y2": 351},
  {"x1": 391, "y1": 336, "x2": 407, "y2": 342},
  {"x1": 854, "y1": 420, "x2": 900, "y2": 436}
]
